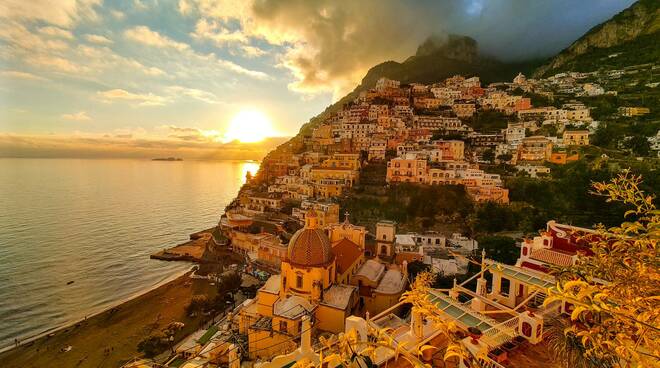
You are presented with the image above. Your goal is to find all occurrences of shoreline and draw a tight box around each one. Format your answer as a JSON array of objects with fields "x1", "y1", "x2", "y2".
[
  {"x1": 0, "y1": 266, "x2": 193, "y2": 354},
  {"x1": 0, "y1": 268, "x2": 218, "y2": 368}
]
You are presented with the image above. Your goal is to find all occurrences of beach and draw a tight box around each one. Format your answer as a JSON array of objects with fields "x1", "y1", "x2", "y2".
[{"x1": 0, "y1": 271, "x2": 217, "y2": 368}]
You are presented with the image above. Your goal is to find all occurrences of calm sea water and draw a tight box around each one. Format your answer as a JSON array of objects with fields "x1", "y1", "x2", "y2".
[{"x1": 0, "y1": 158, "x2": 258, "y2": 349}]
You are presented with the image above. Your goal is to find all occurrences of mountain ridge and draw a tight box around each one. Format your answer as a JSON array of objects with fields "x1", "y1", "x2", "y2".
[{"x1": 534, "y1": 0, "x2": 660, "y2": 77}]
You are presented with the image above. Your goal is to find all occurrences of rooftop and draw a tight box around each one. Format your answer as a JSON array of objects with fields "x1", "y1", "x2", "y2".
[
  {"x1": 260, "y1": 275, "x2": 281, "y2": 294},
  {"x1": 355, "y1": 259, "x2": 386, "y2": 283},
  {"x1": 332, "y1": 238, "x2": 363, "y2": 275},
  {"x1": 273, "y1": 295, "x2": 314, "y2": 319},
  {"x1": 320, "y1": 284, "x2": 357, "y2": 310},
  {"x1": 375, "y1": 269, "x2": 406, "y2": 294}
]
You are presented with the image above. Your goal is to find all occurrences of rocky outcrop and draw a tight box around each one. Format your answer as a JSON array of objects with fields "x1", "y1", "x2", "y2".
[{"x1": 535, "y1": 0, "x2": 660, "y2": 76}]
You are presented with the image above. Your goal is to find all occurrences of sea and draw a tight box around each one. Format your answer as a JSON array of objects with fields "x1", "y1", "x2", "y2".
[{"x1": 0, "y1": 158, "x2": 259, "y2": 350}]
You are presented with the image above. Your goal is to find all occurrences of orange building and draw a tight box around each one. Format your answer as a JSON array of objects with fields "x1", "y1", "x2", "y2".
[{"x1": 549, "y1": 152, "x2": 579, "y2": 165}]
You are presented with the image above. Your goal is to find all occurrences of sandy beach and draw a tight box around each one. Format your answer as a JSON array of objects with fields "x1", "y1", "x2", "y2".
[{"x1": 0, "y1": 271, "x2": 218, "y2": 368}]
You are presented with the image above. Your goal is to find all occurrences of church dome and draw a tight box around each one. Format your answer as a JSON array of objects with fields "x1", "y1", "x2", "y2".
[{"x1": 287, "y1": 210, "x2": 334, "y2": 267}]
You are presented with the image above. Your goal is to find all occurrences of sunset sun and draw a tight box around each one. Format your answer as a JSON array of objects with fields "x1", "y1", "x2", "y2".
[{"x1": 224, "y1": 110, "x2": 275, "y2": 143}]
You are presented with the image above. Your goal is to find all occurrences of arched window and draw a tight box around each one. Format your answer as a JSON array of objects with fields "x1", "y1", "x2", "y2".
[{"x1": 296, "y1": 274, "x2": 303, "y2": 288}]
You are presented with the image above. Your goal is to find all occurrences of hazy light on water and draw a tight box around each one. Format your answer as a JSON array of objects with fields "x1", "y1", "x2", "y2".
[{"x1": 0, "y1": 158, "x2": 259, "y2": 348}]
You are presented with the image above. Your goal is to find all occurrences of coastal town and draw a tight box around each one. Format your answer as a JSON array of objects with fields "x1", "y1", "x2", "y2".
[
  {"x1": 2, "y1": 0, "x2": 659, "y2": 367},
  {"x1": 116, "y1": 61, "x2": 657, "y2": 368}
]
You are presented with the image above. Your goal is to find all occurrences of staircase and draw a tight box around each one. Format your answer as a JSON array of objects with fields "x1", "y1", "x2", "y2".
[{"x1": 528, "y1": 291, "x2": 547, "y2": 308}]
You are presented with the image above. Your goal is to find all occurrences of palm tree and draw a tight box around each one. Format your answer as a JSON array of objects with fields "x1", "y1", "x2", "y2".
[{"x1": 545, "y1": 317, "x2": 614, "y2": 368}]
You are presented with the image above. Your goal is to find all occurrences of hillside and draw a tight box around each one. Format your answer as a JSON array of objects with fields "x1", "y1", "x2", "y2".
[
  {"x1": 535, "y1": 0, "x2": 660, "y2": 77},
  {"x1": 292, "y1": 34, "x2": 540, "y2": 138}
]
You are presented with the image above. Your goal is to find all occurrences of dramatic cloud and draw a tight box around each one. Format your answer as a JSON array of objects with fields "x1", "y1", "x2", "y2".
[
  {"x1": 182, "y1": 0, "x2": 635, "y2": 97},
  {"x1": 124, "y1": 26, "x2": 190, "y2": 51},
  {"x1": 61, "y1": 111, "x2": 91, "y2": 121}
]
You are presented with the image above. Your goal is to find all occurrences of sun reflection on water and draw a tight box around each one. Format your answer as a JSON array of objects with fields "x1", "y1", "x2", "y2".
[{"x1": 240, "y1": 161, "x2": 260, "y2": 184}]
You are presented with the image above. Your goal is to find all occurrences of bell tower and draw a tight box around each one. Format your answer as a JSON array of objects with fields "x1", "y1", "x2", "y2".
[{"x1": 305, "y1": 209, "x2": 318, "y2": 229}]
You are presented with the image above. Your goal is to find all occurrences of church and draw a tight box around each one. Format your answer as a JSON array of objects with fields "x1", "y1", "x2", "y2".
[{"x1": 238, "y1": 210, "x2": 407, "y2": 360}]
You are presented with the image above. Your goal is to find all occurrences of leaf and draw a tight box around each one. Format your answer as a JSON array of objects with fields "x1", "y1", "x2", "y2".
[{"x1": 571, "y1": 306, "x2": 587, "y2": 321}]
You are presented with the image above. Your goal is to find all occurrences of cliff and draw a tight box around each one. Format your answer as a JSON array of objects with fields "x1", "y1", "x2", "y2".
[{"x1": 535, "y1": 0, "x2": 660, "y2": 77}]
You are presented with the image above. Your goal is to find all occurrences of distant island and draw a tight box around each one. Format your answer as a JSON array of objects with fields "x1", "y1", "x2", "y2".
[{"x1": 151, "y1": 157, "x2": 183, "y2": 161}]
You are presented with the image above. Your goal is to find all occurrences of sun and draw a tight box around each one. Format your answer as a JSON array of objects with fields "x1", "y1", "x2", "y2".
[{"x1": 224, "y1": 109, "x2": 275, "y2": 143}]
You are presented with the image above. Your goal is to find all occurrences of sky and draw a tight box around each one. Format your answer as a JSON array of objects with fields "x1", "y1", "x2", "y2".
[{"x1": 0, "y1": 0, "x2": 636, "y2": 159}]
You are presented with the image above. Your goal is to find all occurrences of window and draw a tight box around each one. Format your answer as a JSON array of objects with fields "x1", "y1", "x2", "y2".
[
  {"x1": 296, "y1": 274, "x2": 303, "y2": 288},
  {"x1": 280, "y1": 320, "x2": 288, "y2": 333},
  {"x1": 500, "y1": 277, "x2": 511, "y2": 296}
]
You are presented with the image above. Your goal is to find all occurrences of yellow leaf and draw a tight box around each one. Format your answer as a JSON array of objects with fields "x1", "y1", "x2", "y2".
[
  {"x1": 419, "y1": 345, "x2": 437, "y2": 353},
  {"x1": 571, "y1": 306, "x2": 587, "y2": 320}
]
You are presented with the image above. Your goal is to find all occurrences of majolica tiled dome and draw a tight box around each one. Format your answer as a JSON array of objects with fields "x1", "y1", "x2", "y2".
[{"x1": 287, "y1": 210, "x2": 334, "y2": 267}]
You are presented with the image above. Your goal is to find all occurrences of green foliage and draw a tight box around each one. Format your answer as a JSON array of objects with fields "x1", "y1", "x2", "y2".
[
  {"x1": 624, "y1": 135, "x2": 651, "y2": 156},
  {"x1": 469, "y1": 110, "x2": 510, "y2": 133},
  {"x1": 476, "y1": 236, "x2": 519, "y2": 265},
  {"x1": 406, "y1": 261, "x2": 430, "y2": 282},
  {"x1": 506, "y1": 161, "x2": 660, "y2": 228},
  {"x1": 185, "y1": 294, "x2": 210, "y2": 315},
  {"x1": 341, "y1": 183, "x2": 473, "y2": 230},
  {"x1": 482, "y1": 148, "x2": 495, "y2": 164},
  {"x1": 431, "y1": 131, "x2": 465, "y2": 141},
  {"x1": 137, "y1": 333, "x2": 168, "y2": 358},
  {"x1": 218, "y1": 271, "x2": 242, "y2": 296},
  {"x1": 579, "y1": 95, "x2": 618, "y2": 120}
]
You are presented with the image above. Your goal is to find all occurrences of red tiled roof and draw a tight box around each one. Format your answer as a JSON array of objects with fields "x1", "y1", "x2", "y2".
[{"x1": 332, "y1": 238, "x2": 363, "y2": 275}]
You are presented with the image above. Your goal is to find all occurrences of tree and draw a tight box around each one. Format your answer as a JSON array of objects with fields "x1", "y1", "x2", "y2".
[
  {"x1": 137, "y1": 333, "x2": 168, "y2": 358},
  {"x1": 625, "y1": 135, "x2": 651, "y2": 156},
  {"x1": 186, "y1": 294, "x2": 209, "y2": 315},
  {"x1": 217, "y1": 271, "x2": 242, "y2": 306},
  {"x1": 477, "y1": 236, "x2": 519, "y2": 265},
  {"x1": 496, "y1": 153, "x2": 513, "y2": 163},
  {"x1": 544, "y1": 171, "x2": 660, "y2": 366},
  {"x1": 407, "y1": 260, "x2": 430, "y2": 282},
  {"x1": 482, "y1": 148, "x2": 495, "y2": 164}
]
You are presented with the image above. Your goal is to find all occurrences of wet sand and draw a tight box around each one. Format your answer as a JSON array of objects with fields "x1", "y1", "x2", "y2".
[{"x1": 0, "y1": 272, "x2": 217, "y2": 368}]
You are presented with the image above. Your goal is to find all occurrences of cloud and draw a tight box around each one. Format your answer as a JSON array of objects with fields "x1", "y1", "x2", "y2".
[
  {"x1": 0, "y1": 0, "x2": 101, "y2": 28},
  {"x1": 38, "y1": 26, "x2": 74, "y2": 40},
  {"x1": 110, "y1": 10, "x2": 125, "y2": 20},
  {"x1": 97, "y1": 88, "x2": 170, "y2": 106},
  {"x1": 124, "y1": 26, "x2": 190, "y2": 51},
  {"x1": 0, "y1": 132, "x2": 289, "y2": 160},
  {"x1": 191, "y1": 18, "x2": 248, "y2": 45},
  {"x1": 166, "y1": 86, "x2": 220, "y2": 104},
  {"x1": 133, "y1": 0, "x2": 148, "y2": 10},
  {"x1": 181, "y1": 0, "x2": 635, "y2": 98},
  {"x1": 25, "y1": 54, "x2": 82, "y2": 73},
  {"x1": 75, "y1": 44, "x2": 166, "y2": 76},
  {"x1": 238, "y1": 45, "x2": 266, "y2": 58},
  {"x1": 163, "y1": 125, "x2": 222, "y2": 142},
  {"x1": 84, "y1": 34, "x2": 112, "y2": 44},
  {"x1": 217, "y1": 58, "x2": 269, "y2": 79},
  {"x1": 61, "y1": 111, "x2": 91, "y2": 121},
  {"x1": 0, "y1": 70, "x2": 49, "y2": 81}
]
